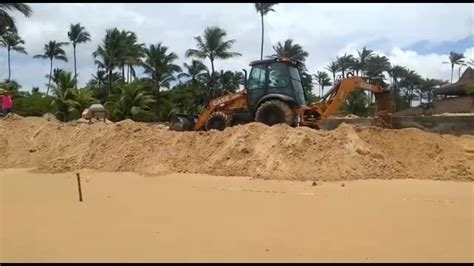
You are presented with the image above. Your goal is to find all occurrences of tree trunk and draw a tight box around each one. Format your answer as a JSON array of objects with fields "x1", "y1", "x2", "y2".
[
  {"x1": 73, "y1": 44, "x2": 77, "y2": 89},
  {"x1": 155, "y1": 81, "x2": 160, "y2": 115},
  {"x1": 7, "y1": 48, "x2": 11, "y2": 81},
  {"x1": 260, "y1": 14, "x2": 264, "y2": 61},
  {"x1": 450, "y1": 64, "x2": 454, "y2": 84},
  {"x1": 122, "y1": 65, "x2": 125, "y2": 82},
  {"x1": 127, "y1": 65, "x2": 130, "y2": 83},
  {"x1": 210, "y1": 58, "x2": 215, "y2": 75},
  {"x1": 46, "y1": 58, "x2": 53, "y2": 96},
  {"x1": 332, "y1": 72, "x2": 336, "y2": 83},
  {"x1": 108, "y1": 68, "x2": 112, "y2": 101}
]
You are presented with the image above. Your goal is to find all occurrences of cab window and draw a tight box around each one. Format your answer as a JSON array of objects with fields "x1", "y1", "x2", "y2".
[
  {"x1": 289, "y1": 66, "x2": 306, "y2": 105},
  {"x1": 248, "y1": 65, "x2": 267, "y2": 90},
  {"x1": 268, "y1": 63, "x2": 289, "y2": 88}
]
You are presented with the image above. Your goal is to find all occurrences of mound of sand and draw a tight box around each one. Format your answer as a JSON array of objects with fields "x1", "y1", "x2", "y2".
[
  {"x1": 433, "y1": 113, "x2": 474, "y2": 116},
  {"x1": 0, "y1": 115, "x2": 472, "y2": 181},
  {"x1": 344, "y1": 114, "x2": 360, "y2": 119},
  {"x1": 42, "y1": 113, "x2": 59, "y2": 122}
]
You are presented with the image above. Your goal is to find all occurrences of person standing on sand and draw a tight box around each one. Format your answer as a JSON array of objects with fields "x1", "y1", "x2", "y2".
[{"x1": 0, "y1": 90, "x2": 13, "y2": 116}]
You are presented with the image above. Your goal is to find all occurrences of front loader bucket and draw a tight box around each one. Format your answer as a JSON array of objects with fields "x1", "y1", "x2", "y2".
[
  {"x1": 373, "y1": 90, "x2": 396, "y2": 128},
  {"x1": 169, "y1": 114, "x2": 198, "y2": 131}
]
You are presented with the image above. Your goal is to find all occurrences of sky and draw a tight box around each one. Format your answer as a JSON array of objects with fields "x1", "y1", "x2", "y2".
[{"x1": 1, "y1": 3, "x2": 473, "y2": 94}]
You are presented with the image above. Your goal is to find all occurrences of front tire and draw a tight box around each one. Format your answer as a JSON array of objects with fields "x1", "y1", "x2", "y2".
[
  {"x1": 255, "y1": 100, "x2": 295, "y2": 126},
  {"x1": 205, "y1": 111, "x2": 230, "y2": 131}
]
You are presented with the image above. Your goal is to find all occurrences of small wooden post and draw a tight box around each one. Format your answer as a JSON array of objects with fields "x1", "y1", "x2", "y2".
[{"x1": 76, "y1": 173, "x2": 83, "y2": 202}]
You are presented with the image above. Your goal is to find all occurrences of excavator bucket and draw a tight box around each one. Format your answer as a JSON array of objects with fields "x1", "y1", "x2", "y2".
[
  {"x1": 169, "y1": 113, "x2": 198, "y2": 131},
  {"x1": 373, "y1": 89, "x2": 396, "y2": 128}
]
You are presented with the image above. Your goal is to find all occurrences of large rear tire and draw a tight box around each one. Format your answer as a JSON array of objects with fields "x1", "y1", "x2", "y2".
[
  {"x1": 205, "y1": 111, "x2": 230, "y2": 131},
  {"x1": 255, "y1": 100, "x2": 295, "y2": 126}
]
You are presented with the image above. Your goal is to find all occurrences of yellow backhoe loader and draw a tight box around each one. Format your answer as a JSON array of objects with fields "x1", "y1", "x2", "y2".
[{"x1": 170, "y1": 57, "x2": 394, "y2": 131}]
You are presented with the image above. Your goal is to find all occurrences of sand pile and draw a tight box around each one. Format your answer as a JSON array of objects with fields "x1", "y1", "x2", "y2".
[
  {"x1": 0, "y1": 116, "x2": 473, "y2": 181},
  {"x1": 344, "y1": 114, "x2": 360, "y2": 119}
]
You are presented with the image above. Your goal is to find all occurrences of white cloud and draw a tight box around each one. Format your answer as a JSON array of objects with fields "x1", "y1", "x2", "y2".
[
  {"x1": 0, "y1": 3, "x2": 473, "y2": 91},
  {"x1": 387, "y1": 48, "x2": 451, "y2": 81},
  {"x1": 464, "y1": 47, "x2": 474, "y2": 60},
  {"x1": 383, "y1": 47, "x2": 473, "y2": 83}
]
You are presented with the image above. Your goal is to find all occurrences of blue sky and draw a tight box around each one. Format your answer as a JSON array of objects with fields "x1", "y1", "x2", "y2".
[
  {"x1": 1, "y1": 3, "x2": 473, "y2": 93},
  {"x1": 403, "y1": 35, "x2": 474, "y2": 55}
]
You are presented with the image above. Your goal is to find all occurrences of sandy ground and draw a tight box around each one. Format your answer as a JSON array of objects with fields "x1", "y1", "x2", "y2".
[{"x1": 1, "y1": 168, "x2": 473, "y2": 262}]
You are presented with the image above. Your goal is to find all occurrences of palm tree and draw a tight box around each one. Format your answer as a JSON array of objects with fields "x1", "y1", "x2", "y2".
[
  {"x1": 67, "y1": 23, "x2": 91, "y2": 86},
  {"x1": 105, "y1": 82, "x2": 155, "y2": 121},
  {"x1": 89, "y1": 69, "x2": 107, "y2": 88},
  {"x1": 67, "y1": 88, "x2": 98, "y2": 116},
  {"x1": 0, "y1": 3, "x2": 32, "y2": 35},
  {"x1": 466, "y1": 58, "x2": 474, "y2": 67},
  {"x1": 325, "y1": 61, "x2": 340, "y2": 83},
  {"x1": 49, "y1": 71, "x2": 76, "y2": 121},
  {"x1": 336, "y1": 53, "x2": 354, "y2": 78},
  {"x1": 271, "y1": 39, "x2": 309, "y2": 62},
  {"x1": 218, "y1": 70, "x2": 244, "y2": 93},
  {"x1": 142, "y1": 43, "x2": 181, "y2": 112},
  {"x1": 313, "y1": 71, "x2": 331, "y2": 97},
  {"x1": 443, "y1": 51, "x2": 465, "y2": 84},
  {"x1": 33, "y1": 40, "x2": 68, "y2": 96},
  {"x1": 300, "y1": 71, "x2": 314, "y2": 97},
  {"x1": 398, "y1": 69, "x2": 422, "y2": 107},
  {"x1": 177, "y1": 59, "x2": 208, "y2": 85},
  {"x1": 185, "y1": 26, "x2": 241, "y2": 74},
  {"x1": 409, "y1": 70, "x2": 423, "y2": 106},
  {"x1": 93, "y1": 28, "x2": 123, "y2": 98},
  {"x1": 197, "y1": 71, "x2": 222, "y2": 99},
  {"x1": 117, "y1": 30, "x2": 144, "y2": 83},
  {"x1": 357, "y1": 46, "x2": 373, "y2": 76},
  {"x1": 254, "y1": 3, "x2": 277, "y2": 60},
  {"x1": 125, "y1": 39, "x2": 145, "y2": 83},
  {"x1": 365, "y1": 54, "x2": 391, "y2": 103},
  {"x1": 0, "y1": 30, "x2": 27, "y2": 81},
  {"x1": 349, "y1": 58, "x2": 362, "y2": 76},
  {"x1": 419, "y1": 78, "x2": 446, "y2": 104},
  {"x1": 366, "y1": 55, "x2": 391, "y2": 78},
  {"x1": 344, "y1": 91, "x2": 369, "y2": 116},
  {"x1": 388, "y1": 65, "x2": 409, "y2": 86},
  {"x1": 45, "y1": 67, "x2": 64, "y2": 85}
]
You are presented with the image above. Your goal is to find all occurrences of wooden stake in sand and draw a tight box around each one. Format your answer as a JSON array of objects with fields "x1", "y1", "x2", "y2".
[{"x1": 76, "y1": 173, "x2": 83, "y2": 202}]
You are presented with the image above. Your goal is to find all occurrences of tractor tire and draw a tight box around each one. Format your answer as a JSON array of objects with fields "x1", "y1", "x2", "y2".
[
  {"x1": 205, "y1": 111, "x2": 231, "y2": 131},
  {"x1": 255, "y1": 100, "x2": 295, "y2": 126}
]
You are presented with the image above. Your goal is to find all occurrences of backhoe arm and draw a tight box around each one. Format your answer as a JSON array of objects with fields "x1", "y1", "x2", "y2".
[{"x1": 318, "y1": 76, "x2": 386, "y2": 119}]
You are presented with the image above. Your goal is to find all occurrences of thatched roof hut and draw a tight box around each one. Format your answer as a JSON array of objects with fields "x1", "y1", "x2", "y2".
[{"x1": 433, "y1": 67, "x2": 474, "y2": 96}]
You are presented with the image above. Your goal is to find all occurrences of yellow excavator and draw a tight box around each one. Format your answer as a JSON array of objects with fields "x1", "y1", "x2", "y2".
[{"x1": 170, "y1": 57, "x2": 394, "y2": 131}]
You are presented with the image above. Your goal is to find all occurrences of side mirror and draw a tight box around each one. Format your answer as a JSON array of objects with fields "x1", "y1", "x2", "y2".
[{"x1": 242, "y1": 69, "x2": 248, "y2": 90}]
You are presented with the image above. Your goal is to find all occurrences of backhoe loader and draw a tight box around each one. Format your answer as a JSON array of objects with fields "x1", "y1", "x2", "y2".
[{"x1": 169, "y1": 57, "x2": 394, "y2": 131}]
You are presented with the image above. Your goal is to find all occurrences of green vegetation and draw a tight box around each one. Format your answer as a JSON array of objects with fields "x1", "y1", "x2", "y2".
[{"x1": 0, "y1": 3, "x2": 470, "y2": 122}]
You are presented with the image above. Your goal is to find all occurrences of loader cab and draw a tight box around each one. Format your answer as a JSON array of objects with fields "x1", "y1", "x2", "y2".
[{"x1": 245, "y1": 58, "x2": 307, "y2": 111}]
